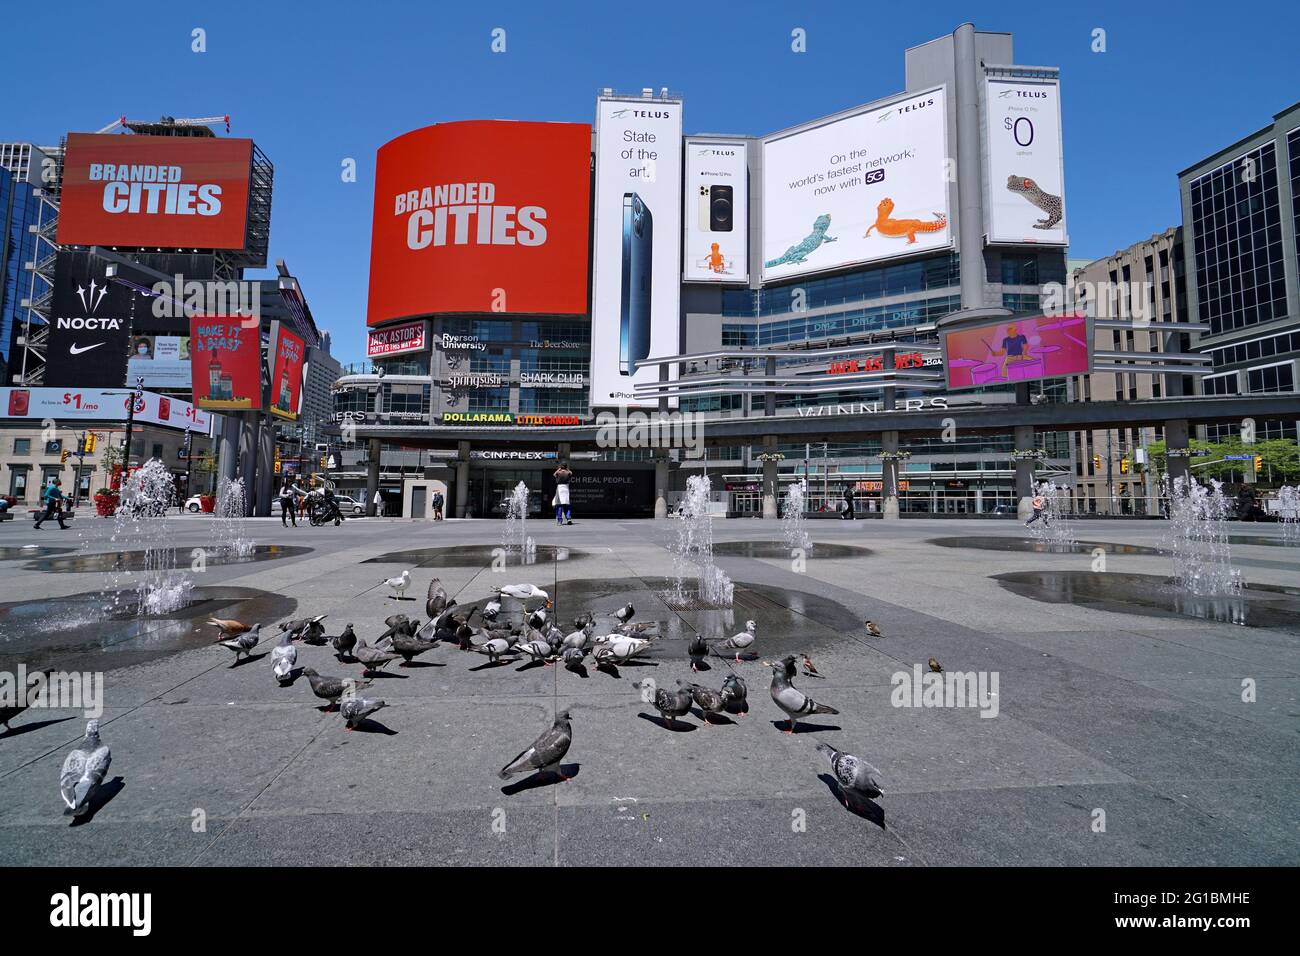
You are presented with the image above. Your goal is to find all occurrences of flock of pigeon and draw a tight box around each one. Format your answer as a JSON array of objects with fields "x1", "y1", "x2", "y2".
[{"x1": 36, "y1": 572, "x2": 907, "y2": 819}]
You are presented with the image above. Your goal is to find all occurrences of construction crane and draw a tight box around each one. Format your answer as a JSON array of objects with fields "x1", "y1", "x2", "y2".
[{"x1": 94, "y1": 115, "x2": 231, "y2": 136}]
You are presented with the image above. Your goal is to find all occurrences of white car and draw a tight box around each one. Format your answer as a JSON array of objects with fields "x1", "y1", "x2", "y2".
[{"x1": 185, "y1": 494, "x2": 204, "y2": 513}]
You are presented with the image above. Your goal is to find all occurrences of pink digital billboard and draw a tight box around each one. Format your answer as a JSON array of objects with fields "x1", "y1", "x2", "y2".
[{"x1": 942, "y1": 314, "x2": 1090, "y2": 391}]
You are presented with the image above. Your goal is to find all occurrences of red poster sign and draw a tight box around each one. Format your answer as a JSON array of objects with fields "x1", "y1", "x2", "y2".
[
  {"x1": 366, "y1": 121, "x2": 591, "y2": 324},
  {"x1": 269, "y1": 325, "x2": 305, "y2": 420},
  {"x1": 57, "y1": 134, "x2": 254, "y2": 250},
  {"x1": 367, "y1": 320, "x2": 427, "y2": 357},
  {"x1": 188, "y1": 316, "x2": 262, "y2": 410}
]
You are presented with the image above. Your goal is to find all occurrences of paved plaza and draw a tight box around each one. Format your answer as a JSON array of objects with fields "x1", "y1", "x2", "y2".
[{"x1": 0, "y1": 513, "x2": 1297, "y2": 866}]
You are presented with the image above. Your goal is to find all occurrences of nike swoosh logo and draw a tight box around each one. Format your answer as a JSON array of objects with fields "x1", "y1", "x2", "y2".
[{"x1": 69, "y1": 343, "x2": 104, "y2": 355}]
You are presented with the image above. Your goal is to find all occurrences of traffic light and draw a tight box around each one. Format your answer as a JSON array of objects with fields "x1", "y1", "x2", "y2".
[
  {"x1": 85, "y1": 433, "x2": 97, "y2": 453},
  {"x1": 60, "y1": 450, "x2": 70, "y2": 464},
  {"x1": 319, "y1": 456, "x2": 327, "y2": 469},
  {"x1": 1254, "y1": 455, "x2": 1263, "y2": 474},
  {"x1": 1120, "y1": 458, "x2": 1130, "y2": 474},
  {"x1": 1092, "y1": 454, "x2": 1102, "y2": 471}
]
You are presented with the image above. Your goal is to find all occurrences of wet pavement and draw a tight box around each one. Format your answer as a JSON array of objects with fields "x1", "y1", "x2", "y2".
[
  {"x1": 711, "y1": 540, "x2": 871, "y2": 559},
  {"x1": 993, "y1": 570, "x2": 1300, "y2": 632},
  {"x1": 929, "y1": 535, "x2": 1158, "y2": 556},
  {"x1": 0, "y1": 585, "x2": 298, "y2": 674},
  {"x1": 0, "y1": 546, "x2": 78, "y2": 561},
  {"x1": 22, "y1": 544, "x2": 312, "y2": 573},
  {"x1": 364, "y1": 544, "x2": 587, "y2": 567}
]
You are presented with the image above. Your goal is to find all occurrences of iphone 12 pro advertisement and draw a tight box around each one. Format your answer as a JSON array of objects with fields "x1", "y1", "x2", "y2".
[{"x1": 590, "y1": 96, "x2": 682, "y2": 407}]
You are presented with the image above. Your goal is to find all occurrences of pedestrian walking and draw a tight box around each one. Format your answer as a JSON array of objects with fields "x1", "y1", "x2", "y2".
[
  {"x1": 279, "y1": 479, "x2": 300, "y2": 527},
  {"x1": 432, "y1": 490, "x2": 444, "y2": 521},
  {"x1": 34, "y1": 478, "x2": 69, "y2": 530},
  {"x1": 373, "y1": 489, "x2": 385, "y2": 517},
  {"x1": 1025, "y1": 493, "x2": 1048, "y2": 526},
  {"x1": 840, "y1": 482, "x2": 856, "y2": 520}
]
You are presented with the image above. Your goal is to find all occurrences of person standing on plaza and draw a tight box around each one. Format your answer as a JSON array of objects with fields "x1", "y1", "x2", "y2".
[
  {"x1": 840, "y1": 482, "x2": 856, "y2": 520},
  {"x1": 373, "y1": 489, "x2": 385, "y2": 518},
  {"x1": 34, "y1": 478, "x2": 69, "y2": 530},
  {"x1": 432, "y1": 490, "x2": 444, "y2": 521},
  {"x1": 279, "y1": 479, "x2": 300, "y2": 527},
  {"x1": 553, "y1": 461, "x2": 573, "y2": 525}
]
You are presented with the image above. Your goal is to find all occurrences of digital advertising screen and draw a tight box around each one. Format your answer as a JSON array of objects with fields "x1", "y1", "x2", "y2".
[
  {"x1": 683, "y1": 138, "x2": 748, "y2": 283},
  {"x1": 942, "y1": 313, "x2": 1090, "y2": 391},
  {"x1": 188, "y1": 315, "x2": 263, "y2": 410},
  {"x1": 985, "y1": 76, "x2": 1067, "y2": 245},
  {"x1": 57, "y1": 133, "x2": 253, "y2": 250}
]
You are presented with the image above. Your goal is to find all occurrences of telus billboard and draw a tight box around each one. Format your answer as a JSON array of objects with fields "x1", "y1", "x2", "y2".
[
  {"x1": 682, "y1": 139, "x2": 748, "y2": 283},
  {"x1": 761, "y1": 87, "x2": 951, "y2": 281},
  {"x1": 985, "y1": 76, "x2": 1067, "y2": 245},
  {"x1": 590, "y1": 95, "x2": 683, "y2": 408}
]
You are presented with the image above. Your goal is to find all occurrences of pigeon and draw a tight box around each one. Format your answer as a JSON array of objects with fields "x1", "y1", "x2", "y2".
[
  {"x1": 928, "y1": 657, "x2": 943, "y2": 674},
  {"x1": 688, "y1": 634, "x2": 709, "y2": 672},
  {"x1": 59, "y1": 719, "x2": 112, "y2": 818},
  {"x1": 612, "y1": 603, "x2": 634, "y2": 624},
  {"x1": 766, "y1": 656, "x2": 839, "y2": 734},
  {"x1": 332, "y1": 623, "x2": 358, "y2": 660},
  {"x1": 717, "y1": 620, "x2": 757, "y2": 662},
  {"x1": 516, "y1": 639, "x2": 554, "y2": 665},
  {"x1": 390, "y1": 633, "x2": 438, "y2": 666},
  {"x1": 384, "y1": 569, "x2": 412, "y2": 600},
  {"x1": 499, "y1": 583, "x2": 549, "y2": 602},
  {"x1": 456, "y1": 624, "x2": 476, "y2": 651},
  {"x1": 572, "y1": 610, "x2": 594, "y2": 630},
  {"x1": 270, "y1": 630, "x2": 297, "y2": 685},
  {"x1": 653, "y1": 680, "x2": 694, "y2": 725},
  {"x1": 384, "y1": 613, "x2": 409, "y2": 629},
  {"x1": 527, "y1": 607, "x2": 548, "y2": 630},
  {"x1": 301, "y1": 617, "x2": 328, "y2": 645},
  {"x1": 340, "y1": 697, "x2": 387, "y2": 730},
  {"x1": 561, "y1": 646, "x2": 586, "y2": 669},
  {"x1": 1, "y1": 671, "x2": 46, "y2": 733},
  {"x1": 616, "y1": 620, "x2": 657, "y2": 636},
  {"x1": 499, "y1": 708, "x2": 573, "y2": 780},
  {"x1": 354, "y1": 639, "x2": 401, "y2": 675},
  {"x1": 302, "y1": 668, "x2": 372, "y2": 711},
  {"x1": 218, "y1": 623, "x2": 261, "y2": 662},
  {"x1": 816, "y1": 742, "x2": 884, "y2": 801},
  {"x1": 482, "y1": 600, "x2": 502, "y2": 623},
  {"x1": 426, "y1": 578, "x2": 449, "y2": 618},
  {"x1": 720, "y1": 673, "x2": 749, "y2": 714},
  {"x1": 865, "y1": 621, "x2": 883, "y2": 638},
  {"x1": 207, "y1": 617, "x2": 251, "y2": 637},
  {"x1": 473, "y1": 636, "x2": 516, "y2": 664},
  {"x1": 801, "y1": 654, "x2": 824, "y2": 678},
  {"x1": 592, "y1": 635, "x2": 653, "y2": 664},
  {"x1": 562, "y1": 624, "x2": 592, "y2": 652},
  {"x1": 688, "y1": 682, "x2": 727, "y2": 725}
]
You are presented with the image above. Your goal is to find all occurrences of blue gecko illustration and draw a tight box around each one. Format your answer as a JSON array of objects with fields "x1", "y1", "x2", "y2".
[{"x1": 764, "y1": 214, "x2": 836, "y2": 268}]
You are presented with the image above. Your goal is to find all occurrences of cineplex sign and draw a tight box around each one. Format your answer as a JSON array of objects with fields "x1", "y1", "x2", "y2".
[{"x1": 440, "y1": 412, "x2": 586, "y2": 426}]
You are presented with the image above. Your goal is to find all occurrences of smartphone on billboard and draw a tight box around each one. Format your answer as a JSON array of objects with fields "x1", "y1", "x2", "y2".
[
  {"x1": 8, "y1": 389, "x2": 30, "y2": 417},
  {"x1": 620, "y1": 193, "x2": 653, "y2": 376},
  {"x1": 698, "y1": 184, "x2": 733, "y2": 232},
  {"x1": 158, "y1": 396, "x2": 171, "y2": 420}
]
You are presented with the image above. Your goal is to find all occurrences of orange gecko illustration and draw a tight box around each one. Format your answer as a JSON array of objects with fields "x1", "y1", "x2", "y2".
[
  {"x1": 864, "y1": 197, "x2": 948, "y2": 244},
  {"x1": 706, "y1": 242, "x2": 726, "y2": 274}
]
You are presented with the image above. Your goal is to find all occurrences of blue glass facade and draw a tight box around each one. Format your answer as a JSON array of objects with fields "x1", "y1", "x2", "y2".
[{"x1": 0, "y1": 169, "x2": 48, "y2": 382}]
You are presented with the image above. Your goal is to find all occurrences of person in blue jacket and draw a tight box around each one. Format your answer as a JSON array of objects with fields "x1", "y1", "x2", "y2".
[{"x1": 35, "y1": 478, "x2": 69, "y2": 530}]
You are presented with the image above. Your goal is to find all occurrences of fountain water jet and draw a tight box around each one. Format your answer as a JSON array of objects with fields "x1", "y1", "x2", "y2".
[
  {"x1": 781, "y1": 479, "x2": 812, "y2": 553},
  {"x1": 108, "y1": 458, "x2": 194, "y2": 615},
  {"x1": 1163, "y1": 475, "x2": 1242, "y2": 596},
  {"x1": 1025, "y1": 479, "x2": 1077, "y2": 548},
  {"x1": 666, "y1": 474, "x2": 733, "y2": 608},
  {"x1": 211, "y1": 476, "x2": 255, "y2": 559},
  {"x1": 1277, "y1": 485, "x2": 1300, "y2": 545},
  {"x1": 501, "y1": 482, "x2": 534, "y2": 563}
]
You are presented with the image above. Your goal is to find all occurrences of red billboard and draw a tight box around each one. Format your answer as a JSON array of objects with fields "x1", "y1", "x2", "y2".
[
  {"x1": 366, "y1": 121, "x2": 591, "y2": 325},
  {"x1": 269, "y1": 323, "x2": 306, "y2": 420},
  {"x1": 188, "y1": 316, "x2": 262, "y2": 410},
  {"x1": 942, "y1": 314, "x2": 1091, "y2": 390},
  {"x1": 57, "y1": 133, "x2": 253, "y2": 250},
  {"x1": 367, "y1": 319, "x2": 428, "y2": 358}
]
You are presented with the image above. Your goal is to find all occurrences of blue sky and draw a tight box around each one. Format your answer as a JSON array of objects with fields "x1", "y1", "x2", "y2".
[{"x1": 7, "y1": 0, "x2": 1298, "y2": 364}]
